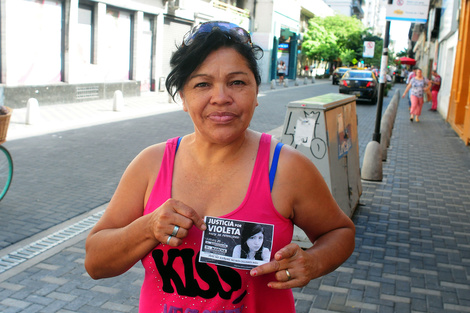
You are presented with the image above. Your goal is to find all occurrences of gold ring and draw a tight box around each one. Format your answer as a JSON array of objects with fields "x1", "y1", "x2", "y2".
[
  {"x1": 166, "y1": 235, "x2": 172, "y2": 245},
  {"x1": 285, "y1": 269, "x2": 291, "y2": 280}
]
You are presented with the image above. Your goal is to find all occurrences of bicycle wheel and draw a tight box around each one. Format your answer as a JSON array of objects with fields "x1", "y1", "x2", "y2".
[{"x1": 0, "y1": 145, "x2": 13, "y2": 201}]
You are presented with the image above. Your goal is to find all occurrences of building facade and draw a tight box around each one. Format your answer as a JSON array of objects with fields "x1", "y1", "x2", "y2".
[
  {"x1": 0, "y1": 0, "x2": 331, "y2": 108},
  {"x1": 361, "y1": 0, "x2": 386, "y2": 36},
  {"x1": 409, "y1": 0, "x2": 469, "y2": 145},
  {"x1": 323, "y1": 0, "x2": 364, "y2": 18},
  {"x1": 0, "y1": 0, "x2": 256, "y2": 107},
  {"x1": 445, "y1": 0, "x2": 470, "y2": 145}
]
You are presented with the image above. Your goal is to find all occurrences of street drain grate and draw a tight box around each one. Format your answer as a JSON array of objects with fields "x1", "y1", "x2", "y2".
[{"x1": 0, "y1": 211, "x2": 103, "y2": 274}]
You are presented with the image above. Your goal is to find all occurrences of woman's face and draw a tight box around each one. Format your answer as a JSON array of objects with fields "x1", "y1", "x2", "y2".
[
  {"x1": 416, "y1": 69, "x2": 423, "y2": 77},
  {"x1": 180, "y1": 47, "x2": 258, "y2": 143},
  {"x1": 246, "y1": 231, "x2": 264, "y2": 252}
]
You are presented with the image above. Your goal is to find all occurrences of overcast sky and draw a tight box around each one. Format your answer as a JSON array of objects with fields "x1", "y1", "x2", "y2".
[{"x1": 390, "y1": 21, "x2": 411, "y2": 53}]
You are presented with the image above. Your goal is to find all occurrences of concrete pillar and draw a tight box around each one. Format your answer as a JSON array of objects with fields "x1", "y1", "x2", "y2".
[
  {"x1": 62, "y1": 0, "x2": 79, "y2": 83},
  {"x1": 361, "y1": 141, "x2": 383, "y2": 181},
  {"x1": 131, "y1": 11, "x2": 144, "y2": 82},
  {"x1": 26, "y1": 98, "x2": 41, "y2": 125},
  {"x1": 113, "y1": 90, "x2": 123, "y2": 111},
  {"x1": 94, "y1": 3, "x2": 107, "y2": 66},
  {"x1": 154, "y1": 14, "x2": 165, "y2": 91}
]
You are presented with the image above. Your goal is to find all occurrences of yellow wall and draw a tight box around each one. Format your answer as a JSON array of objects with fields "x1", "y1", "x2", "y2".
[{"x1": 448, "y1": 0, "x2": 470, "y2": 145}]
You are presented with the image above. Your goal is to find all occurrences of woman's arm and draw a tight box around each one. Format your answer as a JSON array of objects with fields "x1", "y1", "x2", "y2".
[
  {"x1": 85, "y1": 145, "x2": 162, "y2": 279},
  {"x1": 85, "y1": 144, "x2": 206, "y2": 279},
  {"x1": 251, "y1": 145, "x2": 355, "y2": 289},
  {"x1": 402, "y1": 82, "x2": 412, "y2": 98}
]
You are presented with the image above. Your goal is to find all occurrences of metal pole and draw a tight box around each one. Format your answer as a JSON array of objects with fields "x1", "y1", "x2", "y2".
[{"x1": 372, "y1": 0, "x2": 392, "y2": 143}]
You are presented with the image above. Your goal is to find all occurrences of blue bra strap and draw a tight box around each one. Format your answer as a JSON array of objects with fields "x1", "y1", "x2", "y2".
[
  {"x1": 176, "y1": 137, "x2": 182, "y2": 153},
  {"x1": 269, "y1": 142, "x2": 284, "y2": 192}
]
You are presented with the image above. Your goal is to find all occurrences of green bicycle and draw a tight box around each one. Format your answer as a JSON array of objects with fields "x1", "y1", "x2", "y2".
[
  {"x1": 0, "y1": 145, "x2": 13, "y2": 200},
  {"x1": 0, "y1": 107, "x2": 13, "y2": 201}
]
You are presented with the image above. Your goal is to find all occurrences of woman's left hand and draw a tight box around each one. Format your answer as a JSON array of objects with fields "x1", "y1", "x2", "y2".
[{"x1": 250, "y1": 243, "x2": 316, "y2": 289}]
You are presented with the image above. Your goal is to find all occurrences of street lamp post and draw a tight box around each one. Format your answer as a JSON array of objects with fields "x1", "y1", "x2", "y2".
[{"x1": 372, "y1": 0, "x2": 392, "y2": 143}]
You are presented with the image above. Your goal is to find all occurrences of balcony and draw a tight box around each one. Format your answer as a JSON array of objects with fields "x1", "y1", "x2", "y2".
[
  {"x1": 351, "y1": 0, "x2": 364, "y2": 19},
  {"x1": 212, "y1": 0, "x2": 250, "y2": 18}
]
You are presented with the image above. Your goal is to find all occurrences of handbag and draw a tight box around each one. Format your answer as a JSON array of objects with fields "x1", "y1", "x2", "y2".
[{"x1": 425, "y1": 88, "x2": 432, "y2": 102}]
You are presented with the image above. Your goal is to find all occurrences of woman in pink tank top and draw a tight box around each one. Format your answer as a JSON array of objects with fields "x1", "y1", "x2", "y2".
[{"x1": 85, "y1": 21, "x2": 355, "y2": 313}]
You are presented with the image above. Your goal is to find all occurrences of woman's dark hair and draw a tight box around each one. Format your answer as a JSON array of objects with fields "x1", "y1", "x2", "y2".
[
  {"x1": 166, "y1": 28, "x2": 263, "y2": 101},
  {"x1": 240, "y1": 223, "x2": 265, "y2": 260}
]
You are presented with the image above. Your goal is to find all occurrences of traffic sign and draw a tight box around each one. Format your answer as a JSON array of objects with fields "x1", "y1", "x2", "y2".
[
  {"x1": 363, "y1": 41, "x2": 375, "y2": 58},
  {"x1": 386, "y1": 0, "x2": 430, "y2": 23}
]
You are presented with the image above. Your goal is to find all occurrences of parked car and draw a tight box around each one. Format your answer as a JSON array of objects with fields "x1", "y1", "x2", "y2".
[
  {"x1": 332, "y1": 67, "x2": 349, "y2": 85},
  {"x1": 339, "y1": 70, "x2": 378, "y2": 104}
]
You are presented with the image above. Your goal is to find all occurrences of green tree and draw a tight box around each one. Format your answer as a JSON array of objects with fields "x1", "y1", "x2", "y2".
[
  {"x1": 321, "y1": 15, "x2": 365, "y2": 59},
  {"x1": 396, "y1": 49, "x2": 408, "y2": 57},
  {"x1": 302, "y1": 15, "x2": 366, "y2": 64},
  {"x1": 339, "y1": 49, "x2": 356, "y2": 66},
  {"x1": 301, "y1": 20, "x2": 339, "y2": 61}
]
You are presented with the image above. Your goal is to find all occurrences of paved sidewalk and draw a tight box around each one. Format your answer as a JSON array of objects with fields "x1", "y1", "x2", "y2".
[
  {"x1": 1, "y1": 83, "x2": 470, "y2": 312},
  {"x1": 6, "y1": 81, "x2": 282, "y2": 141},
  {"x1": 7, "y1": 91, "x2": 182, "y2": 141}
]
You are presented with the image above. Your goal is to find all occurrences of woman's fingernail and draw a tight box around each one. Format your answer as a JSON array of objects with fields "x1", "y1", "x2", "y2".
[{"x1": 250, "y1": 270, "x2": 257, "y2": 276}]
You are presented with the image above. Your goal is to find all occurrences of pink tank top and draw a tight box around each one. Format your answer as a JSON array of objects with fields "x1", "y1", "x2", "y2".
[{"x1": 140, "y1": 133, "x2": 295, "y2": 313}]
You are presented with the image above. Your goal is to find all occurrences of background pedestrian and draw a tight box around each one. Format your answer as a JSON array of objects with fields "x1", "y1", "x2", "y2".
[
  {"x1": 402, "y1": 68, "x2": 431, "y2": 122},
  {"x1": 277, "y1": 60, "x2": 286, "y2": 85},
  {"x1": 430, "y1": 70, "x2": 441, "y2": 111},
  {"x1": 405, "y1": 67, "x2": 417, "y2": 109}
]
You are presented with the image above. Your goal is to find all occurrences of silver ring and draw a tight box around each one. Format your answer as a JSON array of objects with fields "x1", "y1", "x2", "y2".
[
  {"x1": 285, "y1": 269, "x2": 291, "y2": 280},
  {"x1": 171, "y1": 225, "x2": 180, "y2": 237},
  {"x1": 166, "y1": 235, "x2": 172, "y2": 245}
]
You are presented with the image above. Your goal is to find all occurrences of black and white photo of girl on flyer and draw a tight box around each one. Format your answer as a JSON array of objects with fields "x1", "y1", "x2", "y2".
[{"x1": 199, "y1": 216, "x2": 274, "y2": 270}]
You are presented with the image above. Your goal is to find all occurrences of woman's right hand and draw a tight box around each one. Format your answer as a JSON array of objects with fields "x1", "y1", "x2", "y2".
[
  {"x1": 85, "y1": 145, "x2": 207, "y2": 279},
  {"x1": 148, "y1": 198, "x2": 206, "y2": 247}
]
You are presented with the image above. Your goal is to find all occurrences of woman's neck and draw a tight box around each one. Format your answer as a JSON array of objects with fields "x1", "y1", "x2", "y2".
[{"x1": 186, "y1": 130, "x2": 255, "y2": 167}]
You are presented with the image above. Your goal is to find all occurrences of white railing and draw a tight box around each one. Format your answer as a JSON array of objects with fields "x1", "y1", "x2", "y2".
[{"x1": 212, "y1": 0, "x2": 250, "y2": 18}]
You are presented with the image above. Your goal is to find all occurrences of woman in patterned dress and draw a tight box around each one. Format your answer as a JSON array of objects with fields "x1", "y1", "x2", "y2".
[{"x1": 402, "y1": 68, "x2": 432, "y2": 122}]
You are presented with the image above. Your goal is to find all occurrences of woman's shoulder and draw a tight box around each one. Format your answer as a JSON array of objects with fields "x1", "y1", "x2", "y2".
[
  {"x1": 129, "y1": 141, "x2": 169, "y2": 174},
  {"x1": 139, "y1": 142, "x2": 167, "y2": 160},
  {"x1": 274, "y1": 141, "x2": 310, "y2": 164},
  {"x1": 273, "y1": 143, "x2": 325, "y2": 189}
]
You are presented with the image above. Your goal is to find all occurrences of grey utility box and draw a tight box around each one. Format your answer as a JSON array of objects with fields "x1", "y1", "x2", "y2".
[{"x1": 281, "y1": 93, "x2": 362, "y2": 218}]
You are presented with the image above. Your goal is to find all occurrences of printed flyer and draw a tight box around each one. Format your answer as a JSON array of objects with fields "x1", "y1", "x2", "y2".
[{"x1": 199, "y1": 216, "x2": 274, "y2": 270}]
